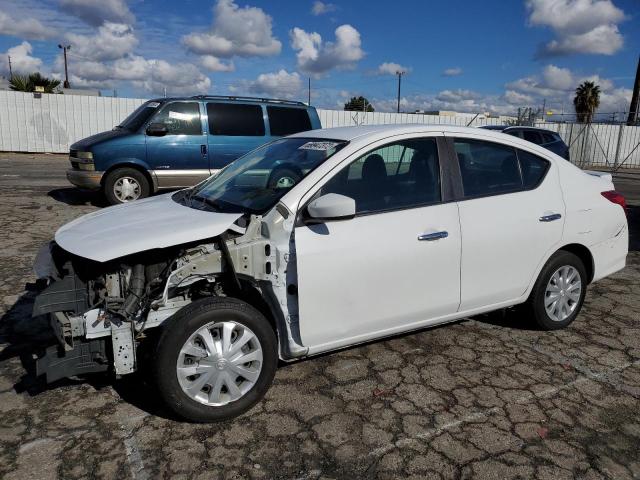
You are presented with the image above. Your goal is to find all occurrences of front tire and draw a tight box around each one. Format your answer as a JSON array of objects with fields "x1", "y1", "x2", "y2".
[
  {"x1": 525, "y1": 250, "x2": 587, "y2": 330},
  {"x1": 153, "y1": 297, "x2": 278, "y2": 423},
  {"x1": 103, "y1": 167, "x2": 150, "y2": 205}
]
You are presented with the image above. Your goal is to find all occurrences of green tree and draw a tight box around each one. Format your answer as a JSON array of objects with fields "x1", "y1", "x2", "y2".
[
  {"x1": 344, "y1": 96, "x2": 374, "y2": 112},
  {"x1": 573, "y1": 81, "x2": 601, "y2": 123},
  {"x1": 9, "y1": 73, "x2": 61, "y2": 93}
]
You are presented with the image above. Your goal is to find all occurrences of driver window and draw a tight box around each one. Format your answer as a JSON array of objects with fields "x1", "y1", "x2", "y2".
[
  {"x1": 320, "y1": 138, "x2": 441, "y2": 215},
  {"x1": 151, "y1": 102, "x2": 202, "y2": 135}
]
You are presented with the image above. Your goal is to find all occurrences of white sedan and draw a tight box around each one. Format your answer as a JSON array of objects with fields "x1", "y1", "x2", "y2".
[{"x1": 33, "y1": 125, "x2": 628, "y2": 422}]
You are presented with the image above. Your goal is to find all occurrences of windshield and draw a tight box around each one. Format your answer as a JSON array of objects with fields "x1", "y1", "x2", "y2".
[
  {"x1": 117, "y1": 101, "x2": 162, "y2": 131},
  {"x1": 185, "y1": 137, "x2": 347, "y2": 214}
]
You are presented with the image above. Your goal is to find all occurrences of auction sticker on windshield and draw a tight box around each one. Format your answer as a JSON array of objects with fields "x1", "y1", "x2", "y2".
[{"x1": 299, "y1": 141, "x2": 341, "y2": 151}]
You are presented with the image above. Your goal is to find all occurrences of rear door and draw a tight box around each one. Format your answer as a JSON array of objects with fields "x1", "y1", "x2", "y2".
[
  {"x1": 145, "y1": 101, "x2": 209, "y2": 188},
  {"x1": 206, "y1": 102, "x2": 268, "y2": 170},
  {"x1": 450, "y1": 135, "x2": 565, "y2": 310}
]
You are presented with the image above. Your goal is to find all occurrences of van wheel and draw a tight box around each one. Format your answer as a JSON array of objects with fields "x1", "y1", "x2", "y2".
[
  {"x1": 153, "y1": 297, "x2": 278, "y2": 423},
  {"x1": 525, "y1": 251, "x2": 587, "y2": 330},
  {"x1": 104, "y1": 167, "x2": 150, "y2": 205}
]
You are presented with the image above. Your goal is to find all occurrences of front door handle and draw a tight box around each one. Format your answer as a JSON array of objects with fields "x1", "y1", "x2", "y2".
[
  {"x1": 200, "y1": 144, "x2": 207, "y2": 157},
  {"x1": 418, "y1": 231, "x2": 448, "y2": 241},
  {"x1": 539, "y1": 213, "x2": 562, "y2": 222}
]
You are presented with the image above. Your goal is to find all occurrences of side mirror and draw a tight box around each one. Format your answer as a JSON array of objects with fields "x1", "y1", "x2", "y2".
[
  {"x1": 146, "y1": 123, "x2": 168, "y2": 136},
  {"x1": 306, "y1": 193, "x2": 355, "y2": 222}
]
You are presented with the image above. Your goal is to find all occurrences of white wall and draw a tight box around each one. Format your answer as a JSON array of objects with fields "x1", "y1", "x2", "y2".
[{"x1": 1, "y1": 90, "x2": 639, "y2": 168}]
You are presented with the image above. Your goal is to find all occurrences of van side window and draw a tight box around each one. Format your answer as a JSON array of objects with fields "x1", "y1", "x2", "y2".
[
  {"x1": 207, "y1": 103, "x2": 265, "y2": 136},
  {"x1": 267, "y1": 107, "x2": 312, "y2": 136},
  {"x1": 151, "y1": 102, "x2": 202, "y2": 135}
]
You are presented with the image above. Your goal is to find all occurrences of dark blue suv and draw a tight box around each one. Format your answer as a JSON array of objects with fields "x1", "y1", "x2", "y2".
[
  {"x1": 480, "y1": 125, "x2": 570, "y2": 161},
  {"x1": 67, "y1": 96, "x2": 321, "y2": 204}
]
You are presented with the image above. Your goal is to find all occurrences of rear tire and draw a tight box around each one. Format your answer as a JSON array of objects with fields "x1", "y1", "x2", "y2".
[
  {"x1": 153, "y1": 297, "x2": 278, "y2": 423},
  {"x1": 525, "y1": 250, "x2": 587, "y2": 330},
  {"x1": 104, "y1": 167, "x2": 150, "y2": 205}
]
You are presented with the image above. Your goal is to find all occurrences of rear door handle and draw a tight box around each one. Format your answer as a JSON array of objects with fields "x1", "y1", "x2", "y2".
[
  {"x1": 418, "y1": 231, "x2": 448, "y2": 241},
  {"x1": 539, "y1": 213, "x2": 562, "y2": 222},
  {"x1": 200, "y1": 144, "x2": 207, "y2": 156}
]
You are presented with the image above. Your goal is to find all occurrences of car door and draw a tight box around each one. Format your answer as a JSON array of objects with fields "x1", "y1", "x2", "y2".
[
  {"x1": 145, "y1": 101, "x2": 209, "y2": 188},
  {"x1": 294, "y1": 135, "x2": 462, "y2": 352},
  {"x1": 450, "y1": 135, "x2": 565, "y2": 311},
  {"x1": 206, "y1": 102, "x2": 269, "y2": 171}
]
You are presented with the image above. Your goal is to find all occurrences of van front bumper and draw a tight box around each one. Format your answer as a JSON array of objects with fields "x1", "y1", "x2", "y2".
[{"x1": 66, "y1": 169, "x2": 103, "y2": 190}]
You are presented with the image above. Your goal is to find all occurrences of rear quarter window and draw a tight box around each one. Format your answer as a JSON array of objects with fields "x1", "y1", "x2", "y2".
[
  {"x1": 267, "y1": 107, "x2": 312, "y2": 136},
  {"x1": 517, "y1": 150, "x2": 550, "y2": 189}
]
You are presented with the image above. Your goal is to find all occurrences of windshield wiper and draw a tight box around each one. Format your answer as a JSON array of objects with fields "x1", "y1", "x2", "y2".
[{"x1": 191, "y1": 194, "x2": 220, "y2": 211}]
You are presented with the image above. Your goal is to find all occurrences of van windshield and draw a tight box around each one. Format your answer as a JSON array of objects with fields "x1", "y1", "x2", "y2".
[
  {"x1": 182, "y1": 137, "x2": 347, "y2": 214},
  {"x1": 117, "y1": 101, "x2": 163, "y2": 131}
]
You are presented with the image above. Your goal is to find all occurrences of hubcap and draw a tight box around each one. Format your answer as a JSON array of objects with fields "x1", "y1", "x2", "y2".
[
  {"x1": 275, "y1": 176, "x2": 295, "y2": 189},
  {"x1": 113, "y1": 176, "x2": 141, "y2": 202},
  {"x1": 176, "y1": 321, "x2": 263, "y2": 406},
  {"x1": 544, "y1": 265, "x2": 582, "y2": 322}
]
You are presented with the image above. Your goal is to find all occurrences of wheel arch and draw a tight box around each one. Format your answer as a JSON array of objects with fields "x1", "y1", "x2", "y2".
[
  {"x1": 101, "y1": 162, "x2": 157, "y2": 192},
  {"x1": 557, "y1": 243, "x2": 595, "y2": 283}
]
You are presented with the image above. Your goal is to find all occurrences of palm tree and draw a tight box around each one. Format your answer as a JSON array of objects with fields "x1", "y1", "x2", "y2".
[
  {"x1": 9, "y1": 73, "x2": 61, "y2": 93},
  {"x1": 573, "y1": 81, "x2": 600, "y2": 123}
]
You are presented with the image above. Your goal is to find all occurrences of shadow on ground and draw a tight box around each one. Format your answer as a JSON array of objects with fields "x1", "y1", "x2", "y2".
[{"x1": 47, "y1": 187, "x2": 107, "y2": 207}]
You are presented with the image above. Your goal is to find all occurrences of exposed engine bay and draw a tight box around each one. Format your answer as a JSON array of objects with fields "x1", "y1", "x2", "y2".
[{"x1": 32, "y1": 209, "x2": 306, "y2": 383}]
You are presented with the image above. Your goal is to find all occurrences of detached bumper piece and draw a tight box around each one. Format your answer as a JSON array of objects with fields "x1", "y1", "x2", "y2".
[{"x1": 37, "y1": 338, "x2": 109, "y2": 383}]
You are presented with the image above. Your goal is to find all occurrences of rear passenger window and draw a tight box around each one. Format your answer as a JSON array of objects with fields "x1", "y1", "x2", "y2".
[
  {"x1": 541, "y1": 132, "x2": 556, "y2": 144},
  {"x1": 321, "y1": 138, "x2": 441, "y2": 214},
  {"x1": 207, "y1": 103, "x2": 265, "y2": 136},
  {"x1": 267, "y1": 107, "x2": 312, "y2": 136},
  {"x1": 506, "y1": 130, "x2": 521, "y2": 138},
  {"x1": 454, "y1": 140, "x2": 521, "y2": 197},
  {"x1": 522, "y1": 130, "x2": 543, "y2": 144},
  {"x1": 518, "y1": 150, "x2": 549, "y2": 188}
]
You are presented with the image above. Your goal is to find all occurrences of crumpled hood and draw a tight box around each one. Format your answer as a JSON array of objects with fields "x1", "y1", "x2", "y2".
[{"x1": 55, "y1": 193, "x2": 242, "y2": 262}]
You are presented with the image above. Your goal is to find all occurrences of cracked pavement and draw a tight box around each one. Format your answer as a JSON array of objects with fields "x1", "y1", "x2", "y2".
[{"x1": 1, "y1": 154, "x2": 639, "y2": 479}]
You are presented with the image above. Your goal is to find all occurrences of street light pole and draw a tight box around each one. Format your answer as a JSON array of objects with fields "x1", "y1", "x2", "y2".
[
  {"x1": 396, "y1": 70, "x2": 405, "y2": 113},
  {"x1": 58, "y1": 44, "x2": 71, "y2": 89},
  {"x1": 7, "y1": 55, "x2": 12, "y2": 80}
]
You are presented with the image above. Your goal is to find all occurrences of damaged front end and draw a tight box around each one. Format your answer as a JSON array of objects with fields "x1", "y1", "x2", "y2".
[{"x1": 32, "y1": 211, "x2": 306, "y2": 384}]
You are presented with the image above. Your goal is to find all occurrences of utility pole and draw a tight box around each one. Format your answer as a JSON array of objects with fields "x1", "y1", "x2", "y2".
[
  {"x1": 627, "y1": 55, "x2": 640, "y2": 126},
  {"x1": 396, "y1": 70, "x2": 405, "y2": 113},
  {"x1": 58, "y1": 44, "x2": 71, "y2": 88},
  {"x1": 7, "y1": 55, "x2": 12, "y2": 80},
  {"x1": 308, "y1": 77, "x2": 311, "y2": 105}
]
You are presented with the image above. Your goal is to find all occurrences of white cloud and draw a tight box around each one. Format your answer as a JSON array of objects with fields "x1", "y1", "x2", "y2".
[
  {"x1": 201, "y1": 55, "x2": 235, "y2": 72},
  {"x1": 311, "y1": 1, "x2": 336, "y2": 15},
  {"x1": 59, "y1": 0, "x2": 135, "y2": 26},
  {"x1": 66, "y1": 22, "x2": 138, "y2": 61},
  {"x1": 182, "y1": 0, "x2": 281, "y2": 65},
  {"x1": 504, "y1": 90, "x2": 535, "y2": 105},
  {"x1": 376, "y1": 62, "x2": 411, "y2": 76},
  {"x1": 442, "y1": 67, "x2": 463, "y2": 77},
  {"x1": 0, "y1": 12, "x2": 57, "y2": 39},
  {"x1": 290, "y1": 24, "x2": 364, "y2": 76},
  {"x1": 541, "y1": 64, "x2": 573, "y2": 90},
  {"x1": 0, "y1": 42, "x2": 43, "y2": 76},
  {"x1": 526, "y1": 0, "x2": 626, "y2": 56},
  {"x1": 247, "y1": 70, "x2": 303, "y2": 99}
]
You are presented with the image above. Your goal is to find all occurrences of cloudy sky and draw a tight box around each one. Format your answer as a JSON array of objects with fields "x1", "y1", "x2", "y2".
[{"x1": 0, "y1": 0, "x2": 638, "y2": 115}]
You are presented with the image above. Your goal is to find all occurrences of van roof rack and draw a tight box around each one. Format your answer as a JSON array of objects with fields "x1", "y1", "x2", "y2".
[{"x1": 190, "y1": 95, "x2": 307, "y2": 106}]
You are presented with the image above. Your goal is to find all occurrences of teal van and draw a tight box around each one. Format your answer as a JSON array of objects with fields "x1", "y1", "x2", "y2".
[{"x1": 67, "y1": 96, "x2": 321, "y2": 205}]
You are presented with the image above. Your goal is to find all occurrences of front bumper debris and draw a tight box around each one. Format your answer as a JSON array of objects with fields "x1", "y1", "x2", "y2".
[{"x1": 36, "y1": 338, "x2": 109, "y2": 383}]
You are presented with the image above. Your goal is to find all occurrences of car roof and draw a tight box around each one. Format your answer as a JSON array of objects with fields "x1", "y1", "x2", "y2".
[
  {"x1": 288, "y1": 124, "x2": 525, "y2": 142},
  {"x1": 503, "y1": 126, "x2": 559, "y2": 135}
]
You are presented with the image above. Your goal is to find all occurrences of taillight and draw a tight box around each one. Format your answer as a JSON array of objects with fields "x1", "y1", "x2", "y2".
[{"x1": 601, "y1": 190, "x2": 627, "y2": 210}]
